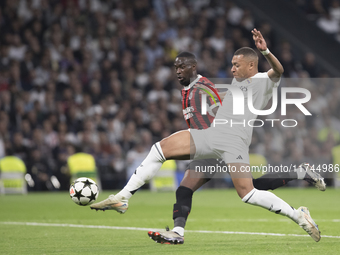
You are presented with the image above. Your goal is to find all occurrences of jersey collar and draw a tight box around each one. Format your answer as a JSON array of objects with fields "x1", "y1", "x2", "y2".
[
  {"x1": 232, "y1": 72, "x2": 267, "y2": 85},
  {"x1": 183, "y1": 74, "x2": 202, "y2": 91}
]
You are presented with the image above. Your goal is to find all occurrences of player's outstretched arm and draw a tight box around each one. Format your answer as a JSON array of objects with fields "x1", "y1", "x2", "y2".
[{"x1": 251, "y1": 28, "x2": 284, "y2": 82}]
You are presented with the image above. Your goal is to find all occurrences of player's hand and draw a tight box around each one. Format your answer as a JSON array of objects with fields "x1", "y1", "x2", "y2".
[{"x1": 251, "y1": 28, "x2": 267, "y2": 52}]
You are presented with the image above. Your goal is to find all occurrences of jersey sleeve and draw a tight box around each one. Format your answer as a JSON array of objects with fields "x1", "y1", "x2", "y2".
[
  {"x1": 256, "y1": 72, "x2": 281, "y2": 110},
  {"x1": 263, "y1": 72, "x2": 281, "y2": 94},
  {"x1": 201, "y1": 78, "x2": 220, "y2": 117}
]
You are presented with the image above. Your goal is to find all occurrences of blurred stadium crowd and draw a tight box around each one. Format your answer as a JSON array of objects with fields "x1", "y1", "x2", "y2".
[
  {"x1": 292, "y1": 0, "x2": 340, "y2": 41},
  {"x1": 0, "y1": 0, "x2": 339, "y2": 191}
]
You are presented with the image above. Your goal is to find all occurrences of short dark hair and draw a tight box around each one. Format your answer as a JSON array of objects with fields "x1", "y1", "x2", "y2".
[
  {"x1": 234, "y1": 47, "x2": 258, "y2": 59},
  {"x1": 176, "y1": 52, "x2": 197, "y2": 64}
]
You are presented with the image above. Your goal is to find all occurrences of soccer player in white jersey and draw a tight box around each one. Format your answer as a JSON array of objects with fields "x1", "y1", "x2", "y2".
[{"x1": 91, "y1": 29, "x2": 322, "y2": 242}]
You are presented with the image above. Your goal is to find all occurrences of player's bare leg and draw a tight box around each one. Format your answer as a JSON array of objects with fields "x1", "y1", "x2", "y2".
[
  {"x1": 179, "y1": 169, "x2": 210, "y2": 191},
  {"x1": 90, "y1": 130, "x2": 194, "y2": 212},
  {"x1": 229, "y1": 163, "x2": 320, "y2": 242},
  {"x1": 159, "y1": 130, "x2": 196, "y2": 159}
]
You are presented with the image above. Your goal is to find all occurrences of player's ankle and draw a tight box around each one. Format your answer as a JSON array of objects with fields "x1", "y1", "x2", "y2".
[
  {"x1": 115, "y1": 189, "x2": 132, "y2": 201},
  {"x1": 172, "y1": 226, "x2": 184, "y2": 236},
  {"x1": 294, "y1": 165, "x2": 306, "y2": 180}
]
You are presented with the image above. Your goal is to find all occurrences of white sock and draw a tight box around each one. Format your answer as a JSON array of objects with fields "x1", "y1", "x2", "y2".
[
  {"x1": 115, "y1": 175, "x2": 144, "y2": 201},
  {"x1": 172, "y1": 226, "x2": 184, "y2": 236},
  {"x1": 295, "y1": 166, "x2": 306, "y2": 180},
  {"x1": 242, "y1": 188, "x2": 299, "y2": 223},
  {"x1": 116, "y1": 142, "x2": 166, "y2": 200}
]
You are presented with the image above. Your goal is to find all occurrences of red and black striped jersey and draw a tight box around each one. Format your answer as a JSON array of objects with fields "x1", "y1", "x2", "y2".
[{"x1": 181, "y1": 75, "x2": 217, "y2": 130}]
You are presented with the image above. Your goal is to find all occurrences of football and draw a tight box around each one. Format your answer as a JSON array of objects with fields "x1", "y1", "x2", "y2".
[{"x1": 69, "y1": 177, "x2": 99, "y2": 206}]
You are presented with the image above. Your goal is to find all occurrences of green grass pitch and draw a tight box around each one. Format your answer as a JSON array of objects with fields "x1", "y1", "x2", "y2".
[{"x1": 1, "y1": 188, "x2": 339, "y2": 254}]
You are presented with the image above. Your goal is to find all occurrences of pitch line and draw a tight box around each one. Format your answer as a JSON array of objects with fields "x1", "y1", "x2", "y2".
[
  {"x1": 1, "y1": 221, "x2": 340, "y2": 239},
  {"x1": 204, "y1": 218, "x2": 340, "y2": 223}
]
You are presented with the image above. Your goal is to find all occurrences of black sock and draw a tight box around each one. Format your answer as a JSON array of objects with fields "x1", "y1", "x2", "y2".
[
  {"x1": 253, "y1": 171, "x2": 296, "y2": 190},
  {"x1": 173, "y1": 186, "x2": 193, "y2": 228}
]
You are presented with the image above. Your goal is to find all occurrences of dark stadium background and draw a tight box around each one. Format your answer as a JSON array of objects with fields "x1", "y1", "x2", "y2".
[{"x1": 1, "y1": 0, "x2": 340, "y2": 191}]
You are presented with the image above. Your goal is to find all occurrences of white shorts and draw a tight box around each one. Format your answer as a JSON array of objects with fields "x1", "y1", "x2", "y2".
[{"x1": 190, "y1": 128, "x2": 250, "y2": 164}]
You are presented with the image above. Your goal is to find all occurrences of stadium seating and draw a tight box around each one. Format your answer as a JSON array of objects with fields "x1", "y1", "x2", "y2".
[
  {"x1": 0, "y1": 156, "x2": 27, "y2": 195},
  {"x1": 67, "y1": 153, "x2": 101, "y2": 190},
  {"x1": 150, "y1": 160, "x2": 177, "y2": 191}
]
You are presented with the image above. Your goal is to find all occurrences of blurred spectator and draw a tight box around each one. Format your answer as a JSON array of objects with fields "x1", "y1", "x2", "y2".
[
  {"x1": 317, "y1": 11, "x2": 339, "y2": 35},
  {"x1": 306, "y1": 0, "x2": 326, "y2": 17},
  {"x1": 330, "y1": 0, "x2": 340, "y2": 21},
  {"x1": 43, "y1": 119, "x2": 58, "y2": 149},
  {"x1": 126, "y1": 141, "x2": 149, "y2": 178},
  {"x1": 173, "y1": 28, "x2": 191, "y2": 53},
  {"x1": 8, "y1": 34, "x2": 27, "y2": 61},
  {"x1": 293, "y1": 0, "x2": 340, "y2": 41},
  {"x1": 145, "y1": 37, "x2": 164, "y2": 70},
  {"x1": 27, "y1": 147, "x2": 52, "y2": 191},
  {"x1": 147, "y1": 79, "x2": 170, "y2": 103},
  {"x1": 302, "y1": 52, "x2": 319, "y2": 77}
]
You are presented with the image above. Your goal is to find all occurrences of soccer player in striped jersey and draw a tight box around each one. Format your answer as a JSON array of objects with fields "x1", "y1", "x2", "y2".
[{"x1": 180, "y1": 75, "x2": 216, "y2": 129}]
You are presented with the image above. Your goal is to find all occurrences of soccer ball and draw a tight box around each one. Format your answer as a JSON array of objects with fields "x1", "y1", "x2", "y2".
[{"x1": 69, "y1": 177, "x2": 99, "y2": 206}]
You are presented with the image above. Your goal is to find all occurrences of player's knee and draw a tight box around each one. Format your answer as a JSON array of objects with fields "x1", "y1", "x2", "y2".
[
  {"x1": 159, "y1": 138, "x2": 171, "y2": 157},
  {"x1": 160, "y1": 131, "x2": 193, "y2": 160},
  {"x1": 159, "y1": 138, "x2": 166, "y2": 150}
]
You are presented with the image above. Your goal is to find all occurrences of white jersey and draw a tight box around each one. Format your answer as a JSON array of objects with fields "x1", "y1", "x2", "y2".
[{"x1": 213, "y1": 72, "x2": 281, "y2": 146}]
